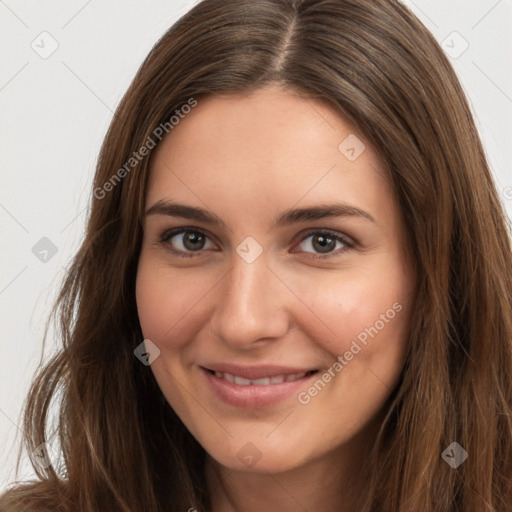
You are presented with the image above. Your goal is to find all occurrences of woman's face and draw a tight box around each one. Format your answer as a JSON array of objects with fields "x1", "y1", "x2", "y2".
[{"x1": 136, "y1": 84, "x2": 416, "y2": 474}]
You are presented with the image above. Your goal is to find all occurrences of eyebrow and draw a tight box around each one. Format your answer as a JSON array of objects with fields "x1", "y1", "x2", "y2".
[{"x1": 145, "y1": 200, "x2": 376, "y2": 226}]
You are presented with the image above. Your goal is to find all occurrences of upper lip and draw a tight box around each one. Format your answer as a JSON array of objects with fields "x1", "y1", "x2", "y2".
[{"x1": 201, "y1": 363, "x2": 318, "y2": 380}]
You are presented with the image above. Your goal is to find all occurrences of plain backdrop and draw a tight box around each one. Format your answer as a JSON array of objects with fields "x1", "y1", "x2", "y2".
[{"x1": 1, "y1": 0, "x2": 511, "y2": 489}]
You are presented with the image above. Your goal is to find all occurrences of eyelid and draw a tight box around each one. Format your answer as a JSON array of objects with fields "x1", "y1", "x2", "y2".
[
  {"x1": 296, "y1": 228, "x2": 355, "y2": 246},
  {"x1": 160, "y1": 226, "x2": 215, "y2": 244}
]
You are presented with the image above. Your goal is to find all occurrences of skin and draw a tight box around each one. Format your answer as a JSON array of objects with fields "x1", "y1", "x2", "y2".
[{"x1": 136, "y1": 84, "x2": 417, "y2": 512}]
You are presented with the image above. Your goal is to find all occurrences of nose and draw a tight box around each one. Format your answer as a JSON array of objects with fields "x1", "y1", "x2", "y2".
[{"x1": 209, "y1": 253, "x2": 291, "y2": 349}]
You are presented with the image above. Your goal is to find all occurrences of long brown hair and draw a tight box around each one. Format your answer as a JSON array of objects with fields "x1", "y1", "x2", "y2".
[{"x1": 2, "y1": 0, "x2": 511, "y2": 510}]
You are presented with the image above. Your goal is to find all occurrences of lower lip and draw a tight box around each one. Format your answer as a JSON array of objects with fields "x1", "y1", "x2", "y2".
[{"x1": 200, "y1": 367, "x2": 317, "y2": 409}]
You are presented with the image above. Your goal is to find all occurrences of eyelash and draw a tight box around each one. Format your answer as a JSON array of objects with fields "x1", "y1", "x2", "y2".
[{"x1": 157, "y1": 227, "x2": 355, "y2": 260}]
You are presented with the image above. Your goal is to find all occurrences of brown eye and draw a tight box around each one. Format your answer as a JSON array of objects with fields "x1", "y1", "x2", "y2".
[
  {"x1": 161, "y1": 228, "x2": 216, "y2": 255},
  {"x1": 311, "y1": 234, "x2": 337, "y2": 253},
  {"x1": 182, "y1": 231, "x2": 206, "y2": 251},
  {"x1": 295, "y1": 230, "x2": 353, "y2": 258}
]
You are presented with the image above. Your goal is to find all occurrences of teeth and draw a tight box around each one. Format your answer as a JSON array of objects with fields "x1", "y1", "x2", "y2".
[
  {"x1": 212, "y1": 371, "x2": 310, "y2": 386},
  {"x1": 223, "y1": 373, "x2": 235, "y2": 384},
  {"x1": 234, "y1": 376, "x2": 252, "y2": 386},
  {"x1": 252, "y1": 377, "x2": 271, "y2": 385},
  {"x1": 286, "y1": 372, "x2": 306, "y2": 381}
]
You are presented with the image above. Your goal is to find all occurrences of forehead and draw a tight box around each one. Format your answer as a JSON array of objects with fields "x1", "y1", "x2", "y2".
[
  {"x1": 146, "y1": 85, "x2": 393, "y2": 226},
  {"x1": 153, "y1": 85, "x2": 374, "y2": 164}
]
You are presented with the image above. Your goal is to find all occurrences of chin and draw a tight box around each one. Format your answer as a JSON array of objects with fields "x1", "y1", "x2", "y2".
[
  {"x1": 209, "y1": 447, "x2": 307, "y2": 474},
  {"x1": 199, "y1": 429, "x2": 316, "y2": 474}
]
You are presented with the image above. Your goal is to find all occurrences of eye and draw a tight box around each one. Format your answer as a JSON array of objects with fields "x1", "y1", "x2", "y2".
[
  {"x1": 293, "y1": 230, "x2": 354, "y2": 258},
  {"x1": 157, "y1": 227, "x2": 353, "y2": 259},
  {"x1": 159, "y1": 228, "x2": 216, "y2": 256}
]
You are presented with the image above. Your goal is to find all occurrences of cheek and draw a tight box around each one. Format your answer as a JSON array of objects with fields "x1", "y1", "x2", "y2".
[
  {"x1": 295, "y1": 263, "x2": 413, "y2": 359},
  {"x1": 293, "y1": 272, "x2": 412, "y2": 438},
  {"x1": 135, "y1": 254, "x2": 216, "y2": 345},
  {"x1": 135, "y1": 255, "x2": 212, "y2": 410}
]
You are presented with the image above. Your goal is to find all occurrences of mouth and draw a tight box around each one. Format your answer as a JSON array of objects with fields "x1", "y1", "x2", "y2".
[
  {"x1": 204, "y1": 368, "x2": 319, "y2": 386},
  {"x1": 199, "y1": 365, "x2": 320, "y2": 409}
]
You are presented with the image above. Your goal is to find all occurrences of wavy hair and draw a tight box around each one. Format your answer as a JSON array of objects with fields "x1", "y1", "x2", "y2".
[{"x1": 2, "y1": 0, "x2": 512, "y2": 510}]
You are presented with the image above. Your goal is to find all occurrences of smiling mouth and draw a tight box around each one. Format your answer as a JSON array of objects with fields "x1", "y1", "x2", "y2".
[
  {"x1": 205, "y1": 368, "x2": 319, "y2": 386},
  {"x1": 201, "y1": 366, "x2": 321, "y2": 408}
]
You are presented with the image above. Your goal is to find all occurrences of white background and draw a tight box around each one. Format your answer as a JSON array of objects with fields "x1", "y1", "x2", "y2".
[{"x1": 1, "y1": 0, "x2": 511, "y2": 488}]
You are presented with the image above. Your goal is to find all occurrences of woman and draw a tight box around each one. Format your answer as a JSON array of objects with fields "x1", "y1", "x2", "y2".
[{"x1": 1, "y1": 0, "x2": 511, "y2": 510}]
